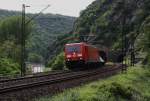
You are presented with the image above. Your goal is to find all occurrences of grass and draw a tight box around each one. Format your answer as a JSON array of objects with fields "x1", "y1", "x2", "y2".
[{"x1": 36, "y1": 65, "x2": 150, "y2": 101}]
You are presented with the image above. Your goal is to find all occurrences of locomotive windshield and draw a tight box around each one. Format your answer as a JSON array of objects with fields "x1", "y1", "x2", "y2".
[{"x1": 66, "y1": 45, "x2": 81, "y2": 53}]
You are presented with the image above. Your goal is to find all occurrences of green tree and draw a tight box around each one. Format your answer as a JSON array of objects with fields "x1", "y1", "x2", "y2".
[
  {"x1": 50, "y1": 52, "x2": 65, "y2": 70},
  {"x1": 0, "y1": 16, "x2": 33, "y2": 44},
  {"x1": 0, "y1": 40, "x2": 21, "y2": 63},
  {"x1": 139, "y1": 16, "x2": 150, "y2": 64},
  {"x1": 0, "y1": 58, "x2": 20, "y2": 75},
  {"x1": 0, "y1": 16, "x2": 33, "y2": 75},
  {"x1": 28, "y1": 53, "x2": 43, "y2": 63}
]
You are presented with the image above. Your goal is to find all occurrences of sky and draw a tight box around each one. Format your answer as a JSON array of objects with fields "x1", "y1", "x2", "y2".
[{"x1": 0, "y1": 0, "x2": 95, "y2": 17}]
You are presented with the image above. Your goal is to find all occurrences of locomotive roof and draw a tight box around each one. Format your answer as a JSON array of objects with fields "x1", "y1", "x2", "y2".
[
  {"x1": 66, "y1": 42, "x2": 87, "y2": 46},
  {"x1": 65, "y1": 42, "x2": 97, "y2": 48}
]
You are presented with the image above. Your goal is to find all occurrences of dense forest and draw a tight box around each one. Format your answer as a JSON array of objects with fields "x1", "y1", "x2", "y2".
[
  {"x1": 74, "y1": 0, "x2": 149, "y2": 45},
  {"x1": 0, "y1": 9, "x2": 75, "y2": 61},
  {"x1": 0, "y1": 16, "x2": 33, "y2": 75},
  {"x1": 73, "y1": 0, "x2": 150, "y2": 59},
  {"x1": 0, "y1": 9, "x2": 75, "y2": 75},
  {"x1": 27, "y1": 14, "x2": 75, "y2": 63}
]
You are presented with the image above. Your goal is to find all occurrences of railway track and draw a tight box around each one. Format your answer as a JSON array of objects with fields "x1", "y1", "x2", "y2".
[
  {"x1": 0, "y1": 70, "x2": 66, "y2": 81},
  {"x1": 0, "y1": 70, "x2": 70, "y2": 88},
  {"x1": 0, "y1": 64, "x2": 125, "y2": 101}
]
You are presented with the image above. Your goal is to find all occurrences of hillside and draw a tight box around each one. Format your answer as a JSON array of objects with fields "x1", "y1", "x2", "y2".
[
  {"x1": 0, "y1": 9, "x2": 76, "y2": 63},
  {"x1": 27, "y1": 14, "x2": 75, "y2": 62},
  {"x1": 73, "y1": 0, "x2": 149, "y2": 50}
]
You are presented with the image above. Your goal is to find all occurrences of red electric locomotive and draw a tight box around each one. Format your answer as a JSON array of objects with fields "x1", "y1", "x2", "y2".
[{"x1": 64, "y1": 42, "x2": 107, "y2": 70}]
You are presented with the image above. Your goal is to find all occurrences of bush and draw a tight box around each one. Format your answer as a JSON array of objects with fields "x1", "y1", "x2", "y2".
[
  {"x1": 109, "y1": 82, "x2": 140, "y2": 100},
  {"x1": 0, "y1": 58, "x2": 20, "y2": 75},
  {"x1": 47, "y1": 56, "x2": 57, "y2": 68},
  {"x1": 50, "y1": 52, "x2": 65, "y2": 70},
  {"x1": 28, "y1": 53, "x2": 43, "y2": 63}
]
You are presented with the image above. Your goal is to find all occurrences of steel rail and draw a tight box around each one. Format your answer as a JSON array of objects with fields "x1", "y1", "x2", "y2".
[
  {"x1": 0, "y1": 70, "x2": 70, "y2": 88},
  {"x1": 0, "y1": 70, "x2": 69, "y2": 82},
  {"x1": 0, "y1": 64, "x2": 122, "y2": 94}
]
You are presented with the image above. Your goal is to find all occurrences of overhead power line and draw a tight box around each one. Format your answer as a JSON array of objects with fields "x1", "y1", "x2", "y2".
[{"x1": 26, "y1": 5, "x2": 50, "y2": 25}]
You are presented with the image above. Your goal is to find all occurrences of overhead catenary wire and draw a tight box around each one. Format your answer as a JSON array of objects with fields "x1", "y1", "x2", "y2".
[{"x1": 26, "y1": 5, "x2": 50, "y2": 25}]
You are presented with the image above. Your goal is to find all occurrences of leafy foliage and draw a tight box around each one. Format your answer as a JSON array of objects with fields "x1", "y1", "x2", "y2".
[
  {"x1": 137, "y1": 16, "x2": 150, "y2": 64},
  {"x1": 0, "y1": 16, "x2": 33, "y2": 44},
  {"x1": 49, "y1": 52, "x2": 65, "y2": 70},
  {"x1": 0, "y1": 16, "x2": 33, "y2": 75},
  {"x1": 0, "y1": 9, "x2": 76, "y2": 64},
  {"x1": 28, "y1": 53, "x2": 43, "y2": 63},
  {"x1": 0, "y1": 58, "x2": 20, "y2": 75},
  {"x1": 0, "y1": 41, "x2": 21, "y2": 63},
  {"x1": 74, "y1": 0, "x2": 150, "y2": 49},
  {"x1": 26, "y1": 14, "x2": 75, "y2": 62}
]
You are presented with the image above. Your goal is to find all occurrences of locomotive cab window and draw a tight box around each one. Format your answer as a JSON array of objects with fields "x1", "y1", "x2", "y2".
[{"x1": 65, "y1": 45, "x2": 81, "y2": 53}]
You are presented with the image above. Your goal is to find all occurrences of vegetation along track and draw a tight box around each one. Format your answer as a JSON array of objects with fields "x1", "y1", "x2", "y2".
[{"x1": 0, "y1": 64, "x2": 125, "y2": 101}]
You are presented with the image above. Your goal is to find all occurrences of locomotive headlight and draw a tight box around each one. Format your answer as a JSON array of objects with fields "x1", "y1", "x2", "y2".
[
  {"x1": 67, "y1": 59, "x2": 70, "y2": 61},
  {"x1": 78, "y1": 54, "x2": 82, "y2": 57},
  {"x1": 80, "y1": 58, "x2": 82, "y2": 60},
  {"x1": 67, "y1": 55, "x2": 71, "y2": 58}
]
